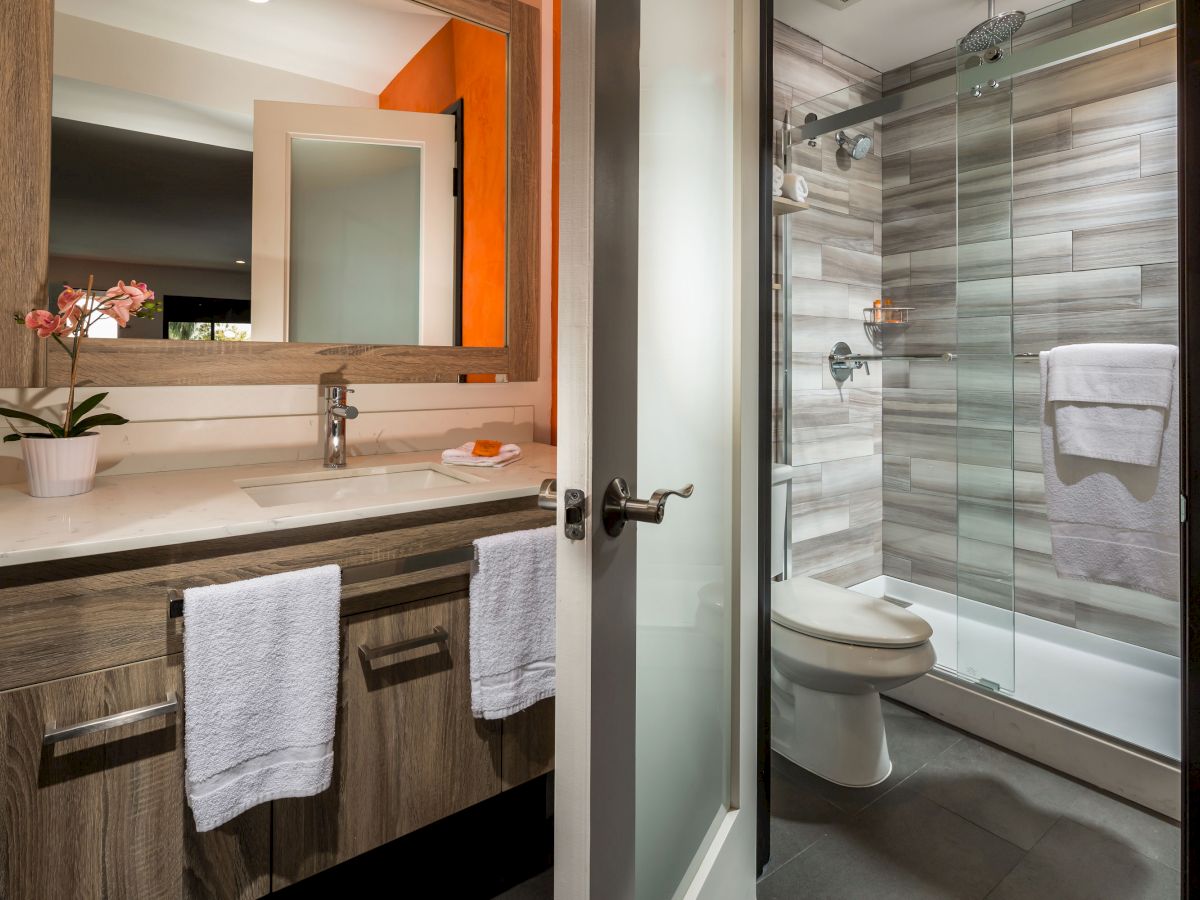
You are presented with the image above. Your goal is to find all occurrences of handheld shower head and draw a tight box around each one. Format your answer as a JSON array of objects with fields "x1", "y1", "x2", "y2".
[{"x1": 836, "y1": 131, "x2": 873, "y2": 161}]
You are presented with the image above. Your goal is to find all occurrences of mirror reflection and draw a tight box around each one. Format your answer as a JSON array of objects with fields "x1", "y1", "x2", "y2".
[{"x1": 48, "y1": 0, "x2": 508, "y2": 347}]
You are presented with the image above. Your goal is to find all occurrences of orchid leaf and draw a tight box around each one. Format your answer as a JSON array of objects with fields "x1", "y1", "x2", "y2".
[
  {"x1": 2, "y1": 433, "x2": 22, "y2": 442},
  {"x1": 69, "y1": 413, "x2": 129, "y2": 436},
  {"x1": 69, "y1": 392, "x2": 108, "y2": 425},
  {"x1": 0, "y1": 407, "x2": 64, "y2": 438}
]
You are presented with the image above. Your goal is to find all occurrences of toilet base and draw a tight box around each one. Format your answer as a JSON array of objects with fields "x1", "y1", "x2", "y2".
[{"x1": 771, "y1": 678, "x2": 892, "y2": 787}]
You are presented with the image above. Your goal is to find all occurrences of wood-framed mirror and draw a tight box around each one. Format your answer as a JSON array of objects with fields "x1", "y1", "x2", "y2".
[{"x1": 0, "y1": 0, "x2": 539, "y2": 387}]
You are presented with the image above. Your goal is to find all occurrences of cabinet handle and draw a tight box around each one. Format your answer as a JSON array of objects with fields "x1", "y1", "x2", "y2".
[
  {"x1": 43, "y1": 693, "x2": 179, "y2": 745},
  {"x1": 358, "y1": 626, "x2": 449, "y2": 663}
]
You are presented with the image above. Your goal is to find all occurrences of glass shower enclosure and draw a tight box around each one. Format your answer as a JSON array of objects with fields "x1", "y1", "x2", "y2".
[{"x1": 776, "y1": 0, "x2": 1180, "y2": 758}]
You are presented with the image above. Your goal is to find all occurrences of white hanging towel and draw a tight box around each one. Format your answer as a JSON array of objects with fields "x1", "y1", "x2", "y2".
[
  {"x1": 1040, "y1": 345, "x2": 1179, "y2": 601},
  {"x1": 183, "y1": 565, "x2": 341, "y2": 832},
  {"x1": 469, "y1": 527, "x2": 556, "y2": 719}
]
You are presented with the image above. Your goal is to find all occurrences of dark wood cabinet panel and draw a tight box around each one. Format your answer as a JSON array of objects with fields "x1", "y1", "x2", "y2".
[{"x1": 502, "y1": 698, "x2": 555, "y2": 790}]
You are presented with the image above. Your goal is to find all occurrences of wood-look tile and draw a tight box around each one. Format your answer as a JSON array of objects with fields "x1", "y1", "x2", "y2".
[
  {"x1": 792, "y1": 277, "x2": 849, "y2": 318},
  {"x1": 849, "y1": 181, "x2": 882, "y2": 223},
  {"x1": 791, "y1": 206, "x2": 875, "y2": 253},
  {"x1": 1141, "y1": 128, "x2": 1177, "y2": 177},
  {"x1": 1073, "y1": 216, "x2": 1176, "y2": 270},
  {"x1": 907, "y1": 48, "x2": 957, "y2": 88},
  {"x1": 821, "y1": 245, "x2": 881, "y2": 288},
  {"x1": 1071, "y1": 81, "x2": 1176, "y2": 148},
  {"x1": 1012, "y1": 266, "x2": 1142, "y2": 313},
  {"x1": 792, "y1": 522, "x2": 883, "y2": 582},
  {"x1": 958, "y1": 315, "x2": 1013, "y2": 355},
  {"x1": 958, "y1": 163, "x2": 1015, "y2": 210},
  {"x1": 787, "y1": 137, "x2": 824, "y2": 172},
  {"x1": 802, "y1": 169, "x2": 852, "y2": 214},
  {"x1": 821, "y1": 45, "x2": 880, "y2": 87},
  {"x1": 883, "y1": 552, "x2": 913, "y2": 580},
  {"x1": 883, "y1": 65, "x2": 911, "y2": 94},
  {"x1": 957, "y1": 125, "x2": 1013, "y2": 175},
  {"x1": 848, "y1": 485, "x2": 884, "y2": 528},
  {"x1": 883, "y1": 455, "x2": 911, "y2": 491},
  {"x1": 1013, "y1": 110, "x2": 1073, "y2": 162},
  {"x1": 883, "y1": 174, "x2": 955, "y2": 224},
  {"x1": 773, "y1": 21, "x2": 822, "y2": 64},
  {"x1": 907, "y1": 141, "x2": 957, "y2": 185},
  {"x1": 791, "y1": 239, "x2": 823, "y2": 279},
  {"x1": 883, "y1": 521, "x2": 957, "y2": 566},
  {"x1": 825, "y1": 140, "x2": 882, "y2": 185},
  {"x1": 1013, "y1": 232, "x2": 1073, "y2": 275},
  {"x1": 1012, "y1": 136, "x2": 1142, "y2": 199},
  {"x1": 793, "y1": 422, "x2": 876, "y2": 465},
  {"x1": 792, "y1": 315, "x2": 873, "y2": 354},
  {"x1": 773, "y1": 80, "x2": 793, "y2": 121},
  {"x1": 882, "y1": 210, "x2": 954, "y2": 254},
  {"x1": 1141, "y1": 263, "x2": 1178, "y2": 308},
  {"x1": 958, "y1": 240, "x2": 1013, "y2": 282},
  {"x1": 792, "y1": 496, "x2": 851, "y2": 541},
  {"x1": 1013, "y1": 172, "x2": 1176, "y2": 237},
  {"x1": 908, "y1": 246, "x2": 956, "y2": 284},
  {"x1": 1013, "y1": 306, "x2": 1177, "y2": 354},
  {"x1": 885, "y1": 281, "x2": 955, "y2": 319},
  {"x1": 883, "y1": 152, "x2": 910, "y2": 190},
  {"x1": 882, "y1": 100, "x2": 956, "y2": 157},
  {"x1": 1014, "y1": 6, "x2": 1073, "y2": 49},
  {"x1": 882, "y1": 252, "x2": 910, "y2": 287},
  {"x1": 883, "y1": 486, "x2": 957, "y2": 534},
  {"x1": 790, "y1": 464, "x2": 822, "y2": 502},
  {"x1": 1072, "y1": 0, "x2": 1142, "y2": 29},
  {"x1": 820, "y1": 454, "x2": 882, "y2": 495},
  {"x1": 793, "y1": 387, "x2": 851, "y2": 428},
  {"x1": 1012, "y1": 38, "x2": 1176, "y2": 121},
  {"x1": 958, "y1": 278, "x2": 1013, "y2": 318}
]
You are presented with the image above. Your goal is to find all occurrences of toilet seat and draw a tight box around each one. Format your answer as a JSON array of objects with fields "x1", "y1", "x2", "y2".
[{"x1": 772, "y1": 577, "x2": 932, "y2": 649}]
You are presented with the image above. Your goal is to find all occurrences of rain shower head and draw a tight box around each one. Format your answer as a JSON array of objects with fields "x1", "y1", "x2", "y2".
[
  {"x1": 959, "y1": 4, "x2": 1026, "y2": 53},
  {"x1": 836, "y1": 131, "x2": 872, "y2": 161}
]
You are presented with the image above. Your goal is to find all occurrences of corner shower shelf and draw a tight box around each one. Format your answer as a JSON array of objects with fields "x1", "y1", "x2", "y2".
[{"x1": 772, "y1": 196, "x2": 809, "y2": 215}]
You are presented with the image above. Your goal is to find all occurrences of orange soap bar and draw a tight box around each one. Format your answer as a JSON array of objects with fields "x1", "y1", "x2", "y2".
[{"x1": 472, "y1": 439, "x2": 503, "y2": 457}]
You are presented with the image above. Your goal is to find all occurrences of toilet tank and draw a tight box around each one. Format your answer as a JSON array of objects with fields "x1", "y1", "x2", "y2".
[{"x1": 771, "y1": 464, "x2": 793, "y2": 579}]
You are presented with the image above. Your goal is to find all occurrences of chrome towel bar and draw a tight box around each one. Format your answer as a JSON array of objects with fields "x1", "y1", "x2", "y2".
[
  {"x1": 167, "y1": 545, "x2": 478, "y2": 618},
  {"x1": 44, "y1": 694, "x2": 179, "y2": 745}
]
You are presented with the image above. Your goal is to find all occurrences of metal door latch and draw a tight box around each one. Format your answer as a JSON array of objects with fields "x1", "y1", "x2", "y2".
[{"x1": 538, "y1": 479, "x2": 587, "y2": 541}]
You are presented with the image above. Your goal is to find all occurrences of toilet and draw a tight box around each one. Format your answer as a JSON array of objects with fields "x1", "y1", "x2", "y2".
[{"x1": 770, "y1": 464, "x2": 936, "y2": 787}]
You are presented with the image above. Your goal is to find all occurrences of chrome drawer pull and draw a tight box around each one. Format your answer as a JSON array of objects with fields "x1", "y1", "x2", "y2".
[
  {"x1": 358, "y1": 626, "x2": 449, "y2": 663},
  {"x1": 43, "y1": 693, "x2": 179, "y2": 745}
]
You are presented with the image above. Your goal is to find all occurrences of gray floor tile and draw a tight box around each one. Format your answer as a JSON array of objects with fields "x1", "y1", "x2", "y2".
[
  {"x1": 758, "y1": 787, "x2": 1025, "y2": 900},
  {"x1": 494, "y1": 869, "x2": 553, "y2": 900},
  {"x1": 986, "y1": 818, "x2": 1181, "y2": 900},
  {"x1": 773, "y1": 700, "x2": 964, "y2": 814},
  {"x1": 762, "y1": 763, "x2": 849, "y2": 877},
  {"x1": 1061, "y1": 789, "x2": 1181, "y2": 872},
  {"x1": 906, "y1": 735, "x2": 1089, "y2": 850}
]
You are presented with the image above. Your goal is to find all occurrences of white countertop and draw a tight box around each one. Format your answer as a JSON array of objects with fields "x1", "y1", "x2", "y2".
[{"x1": 0, "y1": 444, "x2": 557, "y2": 568}]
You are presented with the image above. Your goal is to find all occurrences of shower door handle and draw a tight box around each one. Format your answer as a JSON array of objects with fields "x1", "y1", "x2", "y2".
[{"x1": 602, "y1": 477, "x2": 694, "y2": 537}]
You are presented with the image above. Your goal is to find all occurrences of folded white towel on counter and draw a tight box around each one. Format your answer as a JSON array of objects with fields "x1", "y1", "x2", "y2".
[
  {"x1": 469, "y1": 527, "x2": 556, "y2": 719},
  {"x1": 1040, "y1": 349, "x2": 1179, "y2": 601},
  {"x1": 442, "y1": 442, "x2": 522, "y2": 467},
  {"x1": 183, "y1": 565, "x2": 341, "y2": 832},
  {"x1": 1046, "y1": 343, "x2": 1176, "y2": 466},
  {"x1": 772, "y1": 164, "x2": 784, "y2": 196}
]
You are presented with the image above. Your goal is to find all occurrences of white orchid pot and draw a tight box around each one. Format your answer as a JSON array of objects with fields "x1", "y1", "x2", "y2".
[{"x1": 21, "y1": 433, "x2": 101, "y2": 498}]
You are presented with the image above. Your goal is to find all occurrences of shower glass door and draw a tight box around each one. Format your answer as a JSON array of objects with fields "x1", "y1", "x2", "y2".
[{"x1": 953, "y1": 40, "x2": 1018, "y2": 693}]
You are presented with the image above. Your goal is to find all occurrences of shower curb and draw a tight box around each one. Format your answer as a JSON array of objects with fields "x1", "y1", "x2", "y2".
[{"x1": 886, "y1": 672, "x2": 1181, "y2": 820}]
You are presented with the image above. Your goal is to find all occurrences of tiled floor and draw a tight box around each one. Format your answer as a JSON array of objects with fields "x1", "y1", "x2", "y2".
[
  {"x1": 758, "y1": 699, "x2": 1181, "y2": 899},
  {"x1": 496, "y1": 700, "x2": 1180, "y2": 899}
]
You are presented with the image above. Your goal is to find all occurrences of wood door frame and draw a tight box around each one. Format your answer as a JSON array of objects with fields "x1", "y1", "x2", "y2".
[{"x1": 0, "y1": 0, "x2": 540, "y2": 387}]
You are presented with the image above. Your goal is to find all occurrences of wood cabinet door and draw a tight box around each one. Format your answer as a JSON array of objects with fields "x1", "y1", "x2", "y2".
[
  {"x1": 272, "y1": 591, "x2": 502, "y2": 886},
  {"x1": 0, "y1": 655, "x2": 184, "y2": 900}
]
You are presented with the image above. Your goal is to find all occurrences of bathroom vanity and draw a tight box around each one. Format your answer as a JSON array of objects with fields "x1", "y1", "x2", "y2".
[{"x1": 0, "y1": 446, "x2": 556, "y2": 898}]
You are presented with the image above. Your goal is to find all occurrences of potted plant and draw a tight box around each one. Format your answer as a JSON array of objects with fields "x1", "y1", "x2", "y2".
[{"x1": 2, "y1": 276, "x2": 158, "y2": 497}]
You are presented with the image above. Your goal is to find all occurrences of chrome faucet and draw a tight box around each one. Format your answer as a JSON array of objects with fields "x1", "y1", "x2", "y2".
[{"x1": 323, "y1": 385, "x2": 358, "y2": 469}]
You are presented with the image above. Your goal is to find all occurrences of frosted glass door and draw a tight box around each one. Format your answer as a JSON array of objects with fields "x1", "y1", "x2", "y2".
[{"x1": 635, "y1": 0, "x2": 735, "y2": 895}]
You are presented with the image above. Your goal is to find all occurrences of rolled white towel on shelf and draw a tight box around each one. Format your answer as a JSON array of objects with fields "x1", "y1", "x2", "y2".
[
  {"x1": 441, "y1": 441, "x2": 522, "y2": 467},
  {"x1": 772, "y1": 164, "x2": 784, "y2": 197},
  {"x1": 782, "y1": 172, "x2": 808, "y2": 202}
]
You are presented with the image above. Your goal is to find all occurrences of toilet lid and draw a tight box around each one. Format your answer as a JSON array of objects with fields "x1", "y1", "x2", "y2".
[{"x1": 772, "y1": 577, "x2": 933, "y2": 649}]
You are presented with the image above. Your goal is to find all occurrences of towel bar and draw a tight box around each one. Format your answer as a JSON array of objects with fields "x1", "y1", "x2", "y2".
[
  {"x1": 167, "y1": 545, "x2": 478, "y2": 618},
  {"x1": 358, "y1": 626, "x2": 449, "y2": 663},
  {"x1": 44, "y1": 694, "x2": 179, "y2": 745}
]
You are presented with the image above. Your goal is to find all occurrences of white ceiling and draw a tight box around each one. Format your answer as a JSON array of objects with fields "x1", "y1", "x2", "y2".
[
  {"x1": 775, "y1": 0, "x2": 1068, "y2": 72},
  {"x1": 54, "y1": 0, "x2": 450, "y2": 94}
]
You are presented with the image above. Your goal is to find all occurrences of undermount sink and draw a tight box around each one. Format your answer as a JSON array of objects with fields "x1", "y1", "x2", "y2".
[{"x1": 237, "y1": 463, "x2": 485, "y2": 509}]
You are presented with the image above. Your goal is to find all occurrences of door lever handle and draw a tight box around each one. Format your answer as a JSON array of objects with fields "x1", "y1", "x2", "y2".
[{"x1": 602, "y1": 477, "x2": 694, "y2": 537}]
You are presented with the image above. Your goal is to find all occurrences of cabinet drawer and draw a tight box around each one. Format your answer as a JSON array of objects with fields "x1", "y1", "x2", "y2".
[
  {"x1": 272, "y1": 590, "x2": 501, "y2": 886},
  {"x1": 0, "y1": 656, "x2": 184, "y2": 900}
]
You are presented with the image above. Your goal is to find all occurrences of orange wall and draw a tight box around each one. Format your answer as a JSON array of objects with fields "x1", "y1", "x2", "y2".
[{"x1": 380, "y1": 20, "x2": 507, "y2": 351}]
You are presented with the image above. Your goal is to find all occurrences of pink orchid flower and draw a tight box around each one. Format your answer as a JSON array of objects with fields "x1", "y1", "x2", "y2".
[
  {"x1": 24, "y1": 309, "x2": 69, "y2": 338},
  {"x1": 104, "y1": 298, "x2": 133, "y2": 326},
  {"x1": 56, "y1": 287, "x2": 86, "y2": 324},
  {"x1": 105, "y1": 279, "x2": 153, "y2": 313}
]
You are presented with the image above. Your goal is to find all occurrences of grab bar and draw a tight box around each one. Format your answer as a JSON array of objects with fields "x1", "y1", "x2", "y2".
[
  {"x1": 44, "y1": 694, "x2": 178, "y2": 745},
  {"x1": 167, "y1": 544, "x2": 477, "y2": 618}
]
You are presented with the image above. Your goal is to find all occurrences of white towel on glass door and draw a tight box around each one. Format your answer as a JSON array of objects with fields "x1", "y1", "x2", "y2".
[
  {"x1": 441, "y1": 442, "x2": 523, "y2": 467},
  {"x1": 1045, "y1": 343, "x2": 1176, "y2": 466},
  {"x1": 1040, "y1": 349, "x2": 1179, "y2": 601},
  {"x1": 182, "y1": 565, "x2": 341, "y2": 832},
  {"x1": 469, "y1": 527, "x2": 556, "y2": 719}
]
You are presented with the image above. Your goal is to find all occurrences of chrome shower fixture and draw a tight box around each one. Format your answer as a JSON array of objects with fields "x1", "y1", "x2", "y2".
[
  {"x1": 959, "y1": 0, "x2": 1026, "y2": 53},
  {"x1": 836, "y1": 130, "x2": 872, "y2": 161}
]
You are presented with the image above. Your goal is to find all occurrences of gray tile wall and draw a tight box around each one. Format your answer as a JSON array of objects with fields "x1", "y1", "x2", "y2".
[
  {"x1": 879, "y1": 1, "x2": 1179, "y2": 655},
  {"x1": 774, "y1": 23, "x2": 884, "y2": 587}
]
